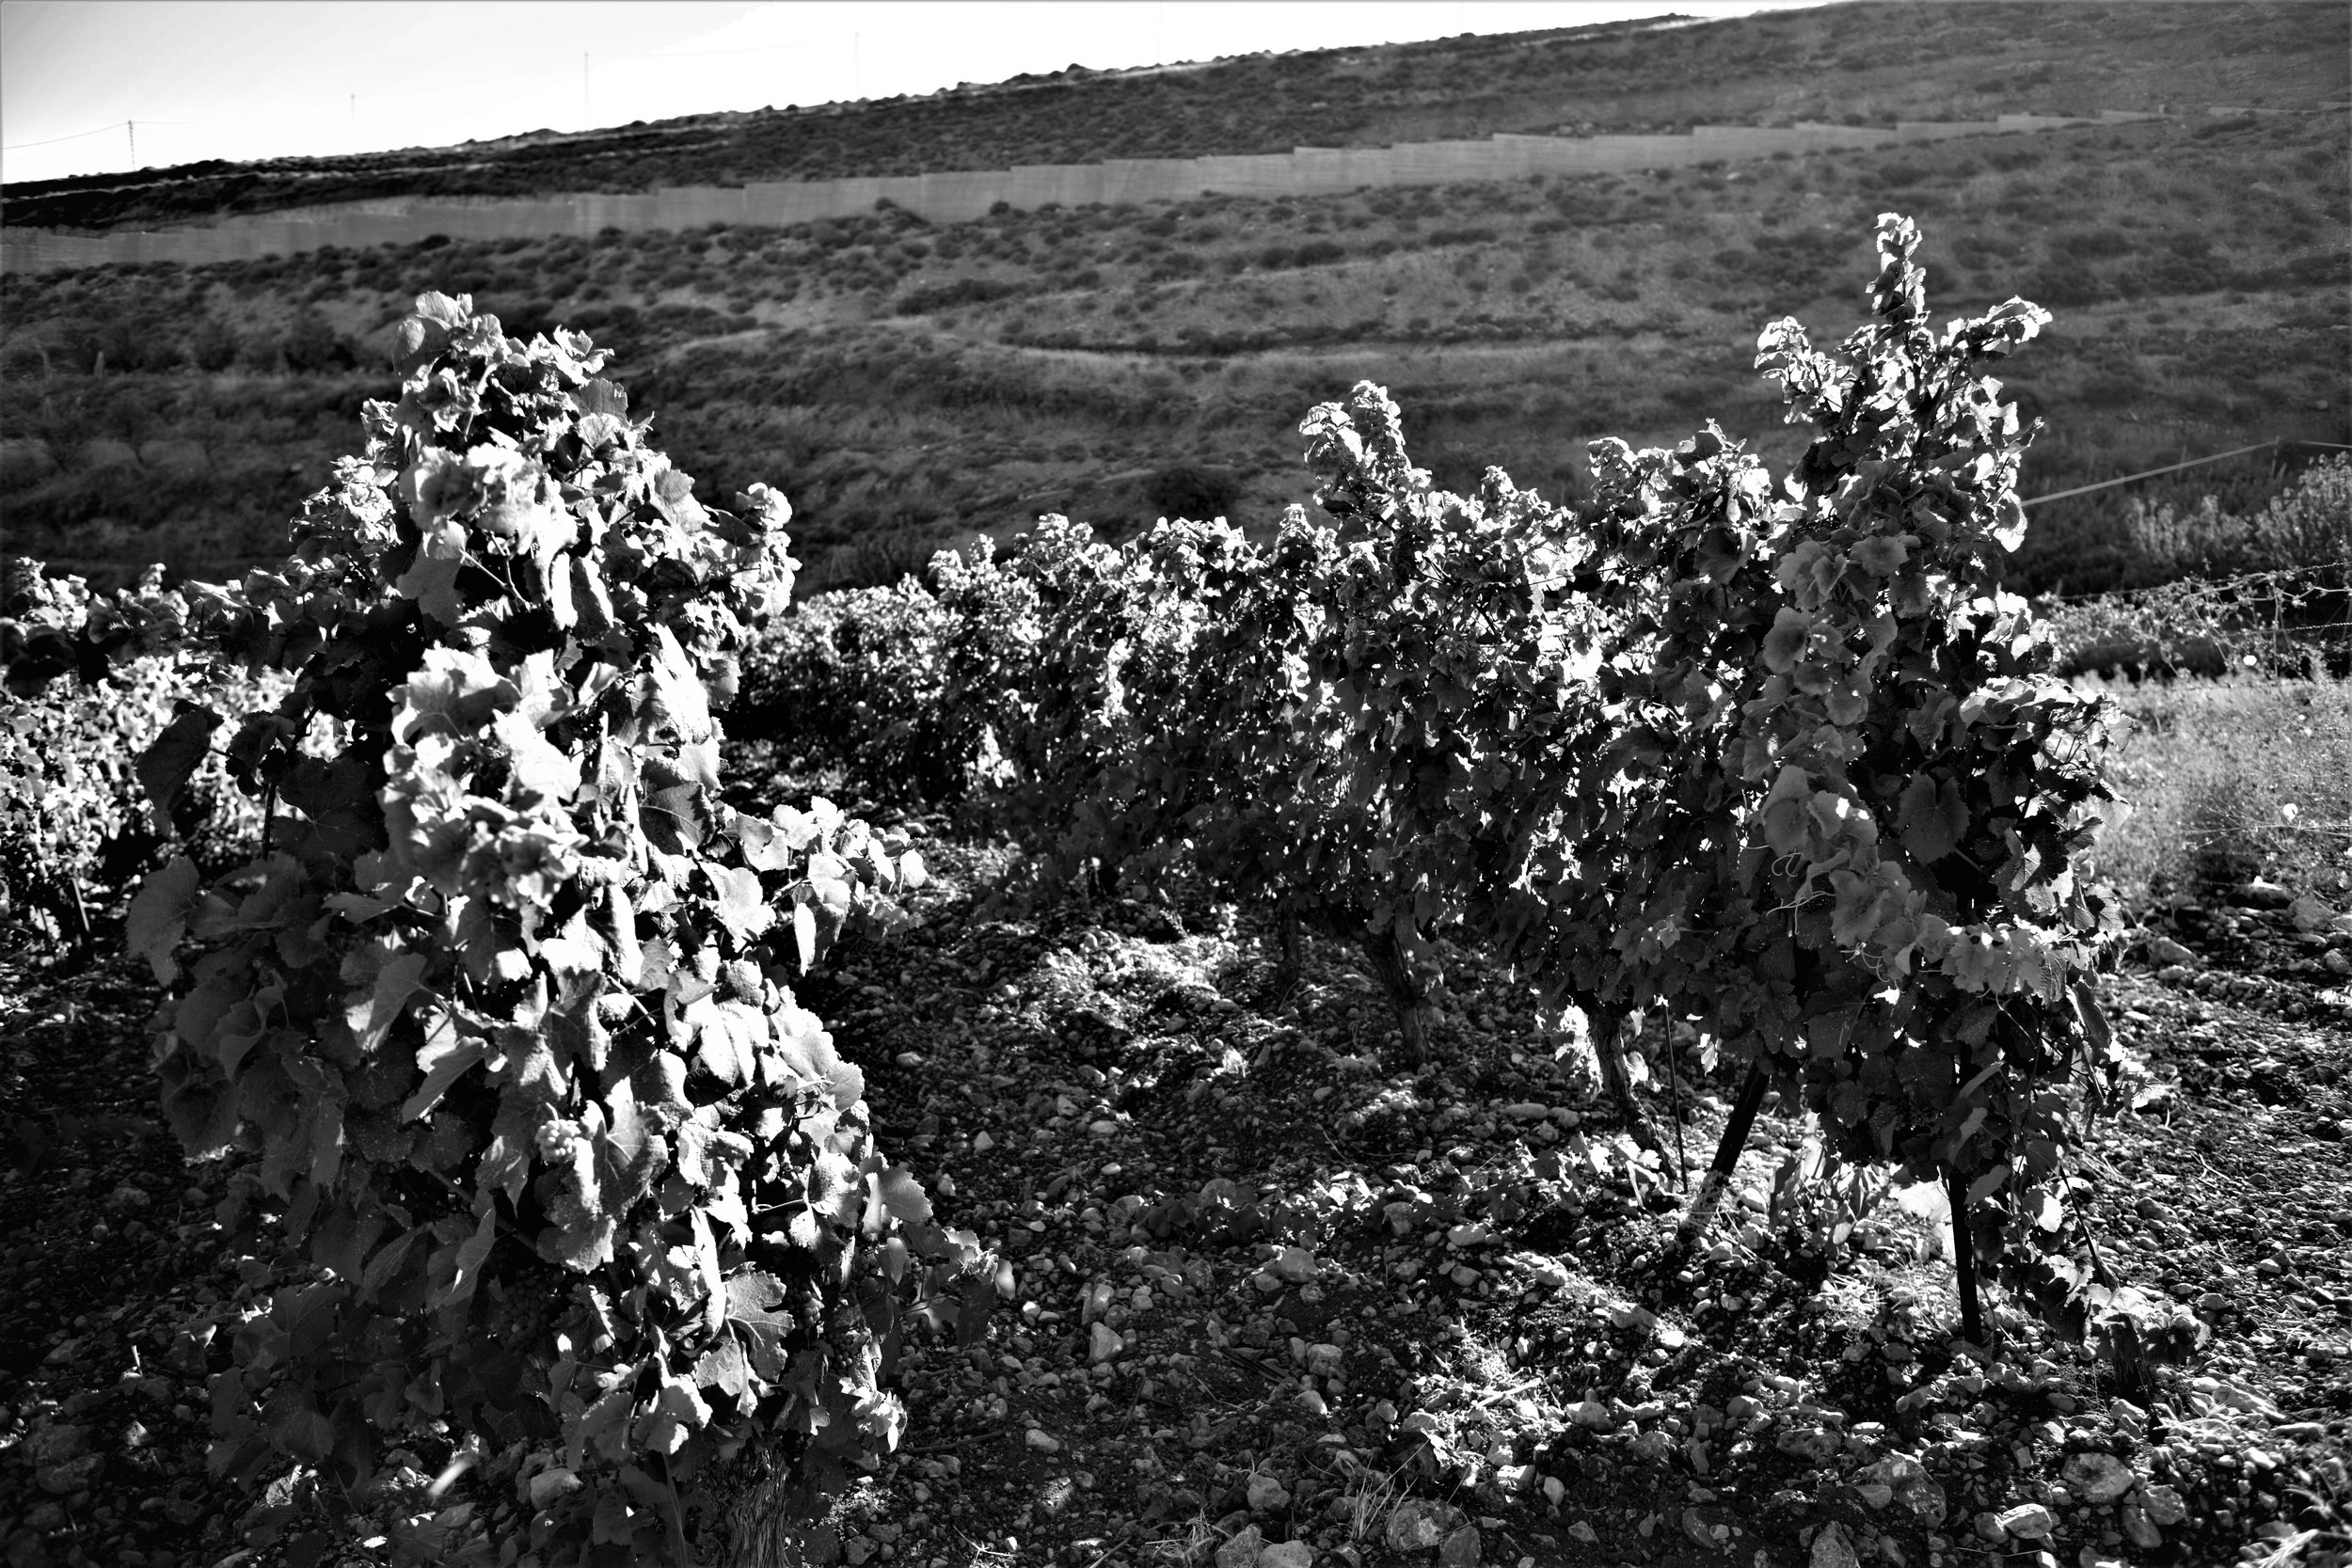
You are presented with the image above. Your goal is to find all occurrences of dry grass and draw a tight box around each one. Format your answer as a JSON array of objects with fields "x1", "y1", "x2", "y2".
[
  {"x1": 2084, "y1": 673, "x2": 2352, "y2": 903},
  {"x1": 1140, "y1": 1500, "x2": 1217, "y2": 1567},
  {"x1": 1330, "y1": 1454, "x2": 1410, "y2": 1550}
]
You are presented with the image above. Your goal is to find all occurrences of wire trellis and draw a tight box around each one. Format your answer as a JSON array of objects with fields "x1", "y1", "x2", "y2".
[{"x1": 2040, "y1": 564, "x2": 2352, "y2": 680}]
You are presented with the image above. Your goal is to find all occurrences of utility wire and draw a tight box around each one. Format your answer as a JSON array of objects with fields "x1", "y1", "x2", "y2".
[
  {"x1": 2023, "y1": 439, "x2": 2349, "y2": 508},
  {"x1": 3, "y1": 122, "x2": 131, "y2": 151},
  {"x1": 1, "y1": 35, "x2": 803, "y2": 158}
]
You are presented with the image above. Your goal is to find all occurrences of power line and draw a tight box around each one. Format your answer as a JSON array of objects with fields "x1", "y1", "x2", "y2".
[
  {"x1": 2, "y1": 121, "x2": 129, "y2": 151},
  {"x1": 3, "y1": 55, "x2": 581, "y2": 160},
  {"x1": 3, "y1": 30, "x2": 847, "y2": 161},
  {"x1": 2021, "y1": 440, "x2": 2321, "y2": 508}
]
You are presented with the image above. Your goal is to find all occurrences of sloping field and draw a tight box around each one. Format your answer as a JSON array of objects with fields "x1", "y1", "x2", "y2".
[{"x1": 3, "y1": 2, "x2": 2342, "y2": 230}]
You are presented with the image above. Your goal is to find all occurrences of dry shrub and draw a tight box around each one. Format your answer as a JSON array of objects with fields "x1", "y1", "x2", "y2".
[
  {"x1": 2042, "y1": 457, "x2": 2350, "y2": 681},
  {"x1": 2128, "y1": 453, "x2": 2351, "y2": 579},
  {"x1": 2084, "y1": 673, "x2": 2352, "y2": 903}
]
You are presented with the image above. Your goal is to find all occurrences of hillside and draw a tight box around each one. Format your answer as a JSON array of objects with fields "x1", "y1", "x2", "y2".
[
  {"x1": 3, "y1": 4, "x2": 2343, "y2": 231},
  {"x1": 0, "y1": 2, "x2": 2344, "y2": 596}
]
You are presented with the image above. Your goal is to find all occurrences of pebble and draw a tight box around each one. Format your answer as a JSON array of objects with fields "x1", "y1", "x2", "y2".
[
  {"x1": 1216, "y1": 1525, "x2": 1265, "y2": 1568},
  {"x1": 1859, "y1": 1456, "x2": 1947, "y2": 1525},
  {"x1": 1268, "y1": 1246, "x2": 1319, "y2": 1284},
  {"x1": 36, "y1": 1453, "x2": 103, "y2": 1495},
  {"x1": 24, "y1": 1423, "x2": 89, "y2": 1465},
  {"x1": 1257, "y1": 1543, "x2": 1313, "y2": 1568},
  {"x1": 1776, "y1": 1426, "x2": 1842, "y2": 1465},
  {"x1": 2119, "y1": 1498, "x2": 2162, "y2": 1550},
  {"x1": 1509, "y1": 1253, "x2": 1570, "y2": 1290},
  {"x1": 1089, "y1": 1323, "x2": 1123, "y2": 1363},
  {"x1": 2060, "y1": 1451, "x2": 2135, "y2": 1504},
  {"x1": 2139, "y1": 1483, "x2": 2187, "y2": 1526},
  {"x1": 1994, "y1": 1503, "x2": 2054, "y2": 1540},
  {"x1": 1385, "y1": 1498, "x2": 1469, "y2": 1551},
  {"x1": 1682, "y1": 1506, "x2": 1734, "y2": 1550},
  {"x1": 1810, "y1": 1521, "x2": 1863, "y2": 1568},
  {"x1": 1025, "y1": 1428, "x2": 1061, "y2": 1453},
  {"x1": 1438, "y1": 1525, "x2": 1482, "y2": 1566},
  {"x1": 2145, "y1": 936, "x2": 2196, "y2": 965},
  {"x1": 2232, "y1": 879, "x2": 2293, "y2": 910},
  {"x1": 1248, "y1": 1474, "x2": 1292, "y2": 1513}
]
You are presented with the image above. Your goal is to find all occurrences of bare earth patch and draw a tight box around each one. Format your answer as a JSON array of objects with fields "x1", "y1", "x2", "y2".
[{"x1": 2, "y1": 832, "x2": 2346, "y2": 1568}]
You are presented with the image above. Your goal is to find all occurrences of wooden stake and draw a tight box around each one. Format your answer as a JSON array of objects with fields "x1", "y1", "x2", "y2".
[
  {"x1": 1948, "y1": 1168, "x2": 1983, "y2": 1347},
  {"x1": 1675, "y1": 1058, "x2": 1770, "y2": 1247}
]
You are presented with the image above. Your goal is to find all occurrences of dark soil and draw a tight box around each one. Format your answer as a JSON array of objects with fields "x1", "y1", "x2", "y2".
[{"x1": 3, "y1": 834, "x2": 2348, "y2": 1568}]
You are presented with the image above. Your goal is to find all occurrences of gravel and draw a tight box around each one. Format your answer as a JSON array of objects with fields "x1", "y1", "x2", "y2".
[{"x1": 2, "y1": 832, "x2": 2347, "y2": 1568}]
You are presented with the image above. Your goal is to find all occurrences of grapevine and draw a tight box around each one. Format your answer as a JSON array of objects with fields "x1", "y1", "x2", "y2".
[
  {"x1": 775, "y1": 214, "x2": 2130, "y2": 1351},
  {"x1": 106, "y1": 293, "x2": 974, "y2": 1562}
]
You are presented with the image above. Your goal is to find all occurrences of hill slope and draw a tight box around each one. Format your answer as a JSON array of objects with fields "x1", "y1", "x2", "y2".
[
  {"x1": 0, "y1": 3, "x2": 2344, "y2": 597},
  {"x1": 4, "y1": 1, "x2": 2343, "y2": 230}
]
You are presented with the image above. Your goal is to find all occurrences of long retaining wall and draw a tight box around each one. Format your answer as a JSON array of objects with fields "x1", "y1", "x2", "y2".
[{"x1": 0, "y1": 111, "x2": 2157, "y2": 275}]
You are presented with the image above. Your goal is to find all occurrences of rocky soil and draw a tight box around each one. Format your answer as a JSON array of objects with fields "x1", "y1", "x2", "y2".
[{"x1": 2, "y1": 838, "x2": 2347, "y2": 1568}]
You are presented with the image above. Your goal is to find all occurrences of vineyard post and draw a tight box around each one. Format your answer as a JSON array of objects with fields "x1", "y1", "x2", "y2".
[
  {"x1": 1674, "y1": 1059, "x2": 1771, "y2": 1248},
  {"x1": 1948, "y1": 1167, "x2": 1984, "y2": 1346}
]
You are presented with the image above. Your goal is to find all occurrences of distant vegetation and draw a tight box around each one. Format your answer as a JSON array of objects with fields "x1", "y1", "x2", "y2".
[
  {"x1": 0, "y1": 4, "x2": 2344, "y2": 596},
  {"x1": 6, "y1": 3, "x2": 2344, "y2": 230}
]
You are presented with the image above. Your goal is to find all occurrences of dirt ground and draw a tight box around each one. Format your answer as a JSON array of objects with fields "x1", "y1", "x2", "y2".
[{"x1": 2, "y1": 830, "x2": 2346, "y2": 1568}]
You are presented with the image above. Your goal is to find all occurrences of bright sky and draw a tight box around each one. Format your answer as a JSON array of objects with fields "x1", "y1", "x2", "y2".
[{"x1": 1, "y1": 0, "x2": 1817, "y2": 185}]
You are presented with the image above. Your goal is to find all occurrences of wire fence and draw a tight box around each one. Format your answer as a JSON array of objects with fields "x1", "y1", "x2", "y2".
[
  {"x1": 2041, "y1": 566, "x2": 2350, "y2": 679},
  {"x1": 2032, "y1": 449, "x2": 2352, "y2": 681}
]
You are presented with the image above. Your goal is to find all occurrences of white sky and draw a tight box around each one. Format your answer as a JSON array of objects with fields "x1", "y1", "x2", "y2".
[{"x1": 1, "y1": 0, "x2": 1819, "y2": 185}]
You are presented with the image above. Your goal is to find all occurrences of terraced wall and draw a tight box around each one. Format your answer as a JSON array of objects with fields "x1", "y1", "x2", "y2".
[{"x1": 0, "y1": 112, "x2": 2155, "y2": 274}]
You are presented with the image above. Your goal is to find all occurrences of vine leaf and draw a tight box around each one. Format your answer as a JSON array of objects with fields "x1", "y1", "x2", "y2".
[
  {"x1": 721, "y1": 1272, "x2": 794, "y2": 1380},
  {"x1": 127, "y1": 855, "x2": 202, "y2": 985},
  {"x1": 1898, "y1": 774, "x2": 1967, "y2": 863},
  {"x1": 137, "y1": 704, "x2": 222, "y2": 825},
  {"x1": 437, "y1": 1209, "x2": 498, "y2": 1311},
  {"x1": 350, "y1": 951, "x2": 432, "y2": 1056}
]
